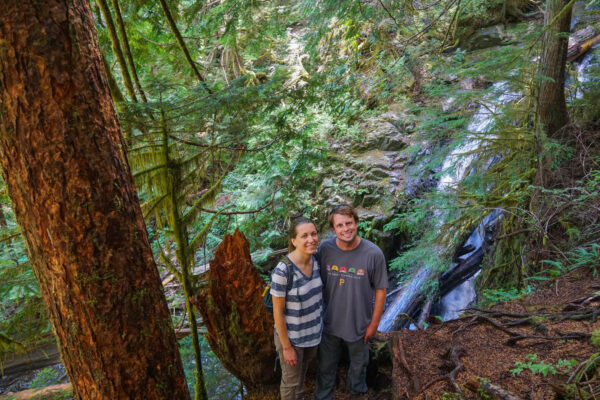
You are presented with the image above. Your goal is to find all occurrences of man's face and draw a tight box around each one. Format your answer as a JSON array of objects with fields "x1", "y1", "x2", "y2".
[{"x1": 331, "y1": 213, "x2": 358, "y2": 245}]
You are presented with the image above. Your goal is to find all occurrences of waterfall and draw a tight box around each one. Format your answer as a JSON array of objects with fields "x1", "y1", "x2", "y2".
[
  {"x1": 435, "y1": 44, "x2": 599, "y2": 321},
  {"x1": 433, "y1": 83, "x2": 519, "y2": 321},
  {"x1": 574, "y1": 51, "x2": 596, "y2": 99},
  {"x1": 378, "y1": 82, "x2": 519, "y2": 332}
]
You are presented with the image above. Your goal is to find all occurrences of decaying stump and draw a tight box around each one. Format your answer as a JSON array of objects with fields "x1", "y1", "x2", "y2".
[{"x1": 191, "y1": 229, "x2": 277, "y2": 389}]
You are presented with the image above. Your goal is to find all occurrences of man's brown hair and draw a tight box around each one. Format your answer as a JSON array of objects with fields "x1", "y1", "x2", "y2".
[{"x1": 328, "y1": 204, "x2": 359, "y2": 228}]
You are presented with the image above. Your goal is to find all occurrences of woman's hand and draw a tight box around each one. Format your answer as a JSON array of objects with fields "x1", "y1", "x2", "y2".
[{"x1": 283, "y1": 346, "x2": 297, "y2": 366}]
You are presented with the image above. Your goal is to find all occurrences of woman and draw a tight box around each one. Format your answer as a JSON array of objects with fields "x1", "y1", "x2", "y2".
[{"x1": 270, "y1": 217, "x2": 323, "y2": 400}]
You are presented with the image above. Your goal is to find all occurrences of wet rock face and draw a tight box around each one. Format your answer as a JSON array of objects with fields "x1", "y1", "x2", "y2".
[
  {"x1": 463, "y1": 24, "x2": 514, "y2": 51},
  {"x1": 316, "y1": 108, "x2": 413, "y2": 260},
  {"x1": 353, "y1": 110, "x2": 412, "y2": 153}
]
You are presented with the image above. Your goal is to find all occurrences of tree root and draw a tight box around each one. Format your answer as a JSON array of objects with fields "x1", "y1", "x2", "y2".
[
  {"x1": 452, "y1": 313, "x2": 593, "y2": 346},
  {"x1": 465, "y1": 306, "x2": 600, "y2": 324},
  {"x1": 562, "y1": 293, "x2": 600, "y2": 311},
  {"x1": 392, "y1": 335, "x2": 421, "y2": 396},
  {"x1": 420, "y1": 346, "x2": 465, "y2": 396}
]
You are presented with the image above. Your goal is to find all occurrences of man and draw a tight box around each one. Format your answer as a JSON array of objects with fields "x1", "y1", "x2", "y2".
[{"x1": 314, "y1": 204, "x2": 388, "y2": 399}]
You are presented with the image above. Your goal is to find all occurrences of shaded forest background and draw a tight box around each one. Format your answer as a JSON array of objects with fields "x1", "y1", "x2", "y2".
[{"x1": 1, "y1": 0, "x2": 599, "y2": 398}]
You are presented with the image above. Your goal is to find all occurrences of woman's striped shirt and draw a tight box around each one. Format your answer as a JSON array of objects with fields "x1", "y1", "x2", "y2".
[{"x1": 270, "y1": 256, "x2": 323, "y2": 347}]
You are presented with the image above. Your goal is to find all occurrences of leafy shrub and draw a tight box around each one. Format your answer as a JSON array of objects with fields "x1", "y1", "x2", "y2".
[
  {"x1": 30, "y1": 367, "x2": 60, "y2": 389},
  {"x1": 510, "y1": 354, "x2": 577, "y2": 377}
]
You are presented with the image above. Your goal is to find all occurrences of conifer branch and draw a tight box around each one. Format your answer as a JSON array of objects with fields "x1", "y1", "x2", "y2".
[
  {"x1": 95, "y1": 0, "x2": 138, "y2": 102},
  {"x1": 111, "y1": 0, "x2": 148, "y2": 102},
  {"x1": 158, "y1": 0, "x2": 212, "y2": 94}
]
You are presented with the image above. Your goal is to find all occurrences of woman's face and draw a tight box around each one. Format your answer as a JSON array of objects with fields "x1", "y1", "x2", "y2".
[{"x1": 291, "y1": 223, "x2": 319, "y2": 255}]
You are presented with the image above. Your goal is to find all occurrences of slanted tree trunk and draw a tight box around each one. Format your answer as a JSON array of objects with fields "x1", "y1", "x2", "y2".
[
  {"x1": 191, "y1": 230, "x2": 278, "y2": 391},
  {"x1": 0, "y1": 1, "x2": 190, "y2": 399},
  {"x1": 537, "y1": 0, "x2": 572, "y2": 137}
]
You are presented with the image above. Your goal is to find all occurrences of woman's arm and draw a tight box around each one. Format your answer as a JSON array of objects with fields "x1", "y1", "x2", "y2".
[{"x1": 273, "y1": 296, "x2": 297, "y2": 366}]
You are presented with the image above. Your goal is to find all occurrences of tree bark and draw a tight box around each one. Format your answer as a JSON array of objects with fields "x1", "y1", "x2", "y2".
[
  {"x1": 191, "y1": 230, "x2": 278, "y2": 391},
  {"x1": 537, "y1": 0, "x2": 573, "y2": 137},
  {"x1": 0, "y1": 1, "x2": 190, "y2": 399}
]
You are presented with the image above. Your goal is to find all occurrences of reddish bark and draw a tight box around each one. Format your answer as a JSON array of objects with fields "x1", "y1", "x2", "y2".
[
  {"x1": 191, "y1": 230, "x2": 278, "y2": 389},
  {"x1": 0, "y1": 1, "x2": 190, "y2": 399}
]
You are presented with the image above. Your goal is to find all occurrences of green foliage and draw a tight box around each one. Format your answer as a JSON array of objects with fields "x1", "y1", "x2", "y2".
[
  {"x1": 178, "y1": 335, "x2": 240, "y2": 399},
  {"x1": 29, "y1": 367, "x2": 61, "y2": 389},
  {"x1": 526, "y1": 260, "x2": 567, "y2": 281},
  {"x1": 592, "y1": 329, "x2": 600, "y2": 348},
  {"x1": 480, "y1": 285, "x2": 533, "y2": 306},
  {"x1": 0, "y1": 180, "x2": 50, "y2": 351},
  {"x1": 510, "y1": 354, "x2": 577, "y2": 377},
  {"x1": 440, "y1": 393, "x2": 464, "y2": 400}
]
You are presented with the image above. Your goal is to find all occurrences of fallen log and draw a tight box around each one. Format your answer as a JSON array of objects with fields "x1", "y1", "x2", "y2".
[
  {"x1": 0, "y1": 343, "x2": 60, "y2": 377},
  {"x1": 0, "y1": 383, "x2": 71, "y2": 400},
  {"x1": 378, "y1": 267, "x2": 432, "y2": 332},
  {"x1": 465, "y1": 378, "x2": 524, "y2": 400},
  {"x1": 568, "y1": 26, "x2": 600, "y2": 61}
]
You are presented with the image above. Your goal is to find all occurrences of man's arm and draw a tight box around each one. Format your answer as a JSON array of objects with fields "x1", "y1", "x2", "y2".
[{"x1": 364, "y1": 288, "x2": 386, "y2": 343}]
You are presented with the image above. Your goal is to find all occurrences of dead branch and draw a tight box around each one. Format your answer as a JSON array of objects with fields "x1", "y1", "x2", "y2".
[
  {"x1": 465, "y1": 378, "x2": 525, "y2": 400},
  {"x1": 420, "y1": 346, "x2": 465, "y2": 395}
]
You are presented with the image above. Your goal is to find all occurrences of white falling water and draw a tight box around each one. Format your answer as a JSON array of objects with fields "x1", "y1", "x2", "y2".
[
  {"x1": 437, "y1": 44, "x2": 599, "y2": 321},
  {"x1": 438, "y1": 81, "x2": 520, "y2": 192},
  {"x1": 434, "y1": 83, "x2": 519, "y2": 321},
  {"x1": 378, "y1": 83, "x2": 519, "y2": 331},
  {"x1": 574, "y1": 51, "x2": 596, "y2": 99}
]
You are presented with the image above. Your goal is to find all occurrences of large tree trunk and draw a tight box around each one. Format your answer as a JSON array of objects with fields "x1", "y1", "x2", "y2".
[
  {"x1": 537, "y1": 0, "x2": 572, "y2": 137},
  {"x1": 191, "y1": 230, "x2": 278, "y2": 391},
  {"x1": 0, "y1": 1, "x2": 190, "y2": 399}
]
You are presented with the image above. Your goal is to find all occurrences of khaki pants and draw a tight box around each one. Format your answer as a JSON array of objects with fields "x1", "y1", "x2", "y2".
[{"x1": 274, "y1": 333, "x2": 318, "y2": 400}]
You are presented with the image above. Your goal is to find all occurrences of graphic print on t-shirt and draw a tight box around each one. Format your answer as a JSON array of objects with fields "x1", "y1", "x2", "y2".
[{"x1": 326, "y1": 264, "x2": 367, "y2": 286}]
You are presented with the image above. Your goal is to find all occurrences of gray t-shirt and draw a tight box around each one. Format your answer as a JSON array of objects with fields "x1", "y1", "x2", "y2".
[{"x1": 318, "y1": 237, "x2": 388, "y2": 342}]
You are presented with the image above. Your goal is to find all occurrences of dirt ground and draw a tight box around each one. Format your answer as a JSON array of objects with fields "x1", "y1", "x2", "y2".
[
  {"x1": 257, "y1": 268, "x2": 600, "y2": 400},
  {"x1": 383, "y1": 268, "x2": 599, "y2": 399}
]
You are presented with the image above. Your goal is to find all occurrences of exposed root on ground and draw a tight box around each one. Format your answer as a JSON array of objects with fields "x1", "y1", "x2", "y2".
[
  {"x1": 385, "y1": 269, "x2": 600, "y2": 399},
  {"x1": 420, "y1": 346, "x2": 465, "y2": 396}
]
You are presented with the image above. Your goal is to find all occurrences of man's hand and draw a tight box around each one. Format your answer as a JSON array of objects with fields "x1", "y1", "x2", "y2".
[
  {"x1": 365, "y1": 288, "x2": 386, "y2": 343},
  {"x1": 283, "y1": 346, "x2": 297, "y2": 366},
  {"x1": 364, "y1": 322, "x2": 378, "y2": 343}
]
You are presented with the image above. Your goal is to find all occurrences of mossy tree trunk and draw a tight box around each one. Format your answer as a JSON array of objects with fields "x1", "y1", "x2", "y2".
[
  {"x1": 0, "y1": 1, "x2": 190, "y2": 399},
  {"x1": 191, "y1": 230, "x2": 278, "y2": 392},
  {"x1": 537, "y1": 0, "x2": 572, "y2": 137}
]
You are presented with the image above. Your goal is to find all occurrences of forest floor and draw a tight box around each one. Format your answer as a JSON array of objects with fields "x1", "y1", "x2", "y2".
[
  {"x1": 367, "y1": 267, "x2": 599, "y2": 400},
  {"x1": 262, "y1": 267, "x2": 600, "y2": 400}
]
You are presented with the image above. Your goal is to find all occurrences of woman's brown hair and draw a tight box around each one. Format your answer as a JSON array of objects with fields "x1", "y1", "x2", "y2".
[{"x1": 288, "y1": 217, "x2": 316, "y2": 252}]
